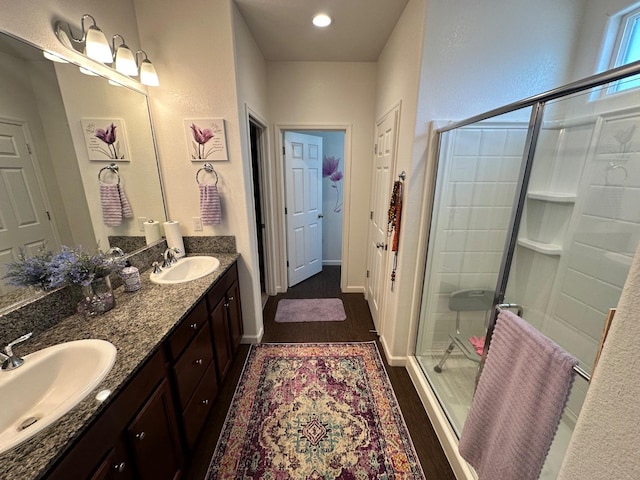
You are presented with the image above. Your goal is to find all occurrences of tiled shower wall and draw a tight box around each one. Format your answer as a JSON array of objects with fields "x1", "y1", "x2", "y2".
[{"x1": 423, "y1": 124, "x2": 528, "y2": 349}]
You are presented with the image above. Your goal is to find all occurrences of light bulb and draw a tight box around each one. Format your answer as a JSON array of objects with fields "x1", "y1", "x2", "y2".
[
  {"x1": 115, "y1": 45, "x2": 138, "y2": 76},
  {"x1": 85, "y1": 26, "x2": 113, "y2": 64},
  {"x1": 312, "y1": 14, "x2": 332, "y2": 27},
  {"x1": 139, "y1": 59, "x2": 159, "y2": 86}
]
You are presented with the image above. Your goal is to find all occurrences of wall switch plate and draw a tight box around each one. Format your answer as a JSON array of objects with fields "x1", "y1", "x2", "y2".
[
  {"x1": 137, "y1": 217, "x2": 147, "y2": 232},
  {"x1": 193, "y1": 216, "x2": 203, "y2": 231}
]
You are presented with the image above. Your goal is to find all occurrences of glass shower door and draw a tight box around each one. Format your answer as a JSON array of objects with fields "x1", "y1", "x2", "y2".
[
  {"x1": 414, "y1": 108, "x2": 532, "y2": 436},
  {"x1": 497, "y1": 82, "x2": 640, "y2": 479}
]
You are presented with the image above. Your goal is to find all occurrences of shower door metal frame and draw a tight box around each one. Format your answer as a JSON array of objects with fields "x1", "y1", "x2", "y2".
[{"x1": 432, "y1": 58, "x2": 640, "y2": 381}]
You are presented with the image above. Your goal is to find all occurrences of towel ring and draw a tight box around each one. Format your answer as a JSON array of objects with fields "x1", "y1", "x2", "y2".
[
  {"x1": 98, "y1": 163, "x2": 120, "y2": 184},
  {"x1": 605, "y1": 162, "x2": 628, "y2": 186},
  {"x1": 196, "y1": 162, "x2": 219, "y2": 186}
]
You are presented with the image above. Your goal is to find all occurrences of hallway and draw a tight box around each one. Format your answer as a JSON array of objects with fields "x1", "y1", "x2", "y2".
[{"x1": 185, "y1": 267, "x2": 455, "y2": 479}]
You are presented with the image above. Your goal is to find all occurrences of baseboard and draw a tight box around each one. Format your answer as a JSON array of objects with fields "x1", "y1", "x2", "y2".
[
  {"x1": 342, "y1": 286, "x2": 364, "y2": 293},
  {"x1": 242, "y1": 325, "x2": 264, "y2": 344},
  {"x1": 379, "y1": 335, "x2": 407, "y2": 367},
  {"x1": 406, "y1": 357, "x2": 477, "y2": 480},
  {"x1": 322, "y1": 260, "x2": 341, "y2": 266}
]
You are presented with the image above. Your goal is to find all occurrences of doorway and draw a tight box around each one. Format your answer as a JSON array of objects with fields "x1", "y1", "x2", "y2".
[
  {"x1": 248, "y1": 114, "x2": 273, "y2": 306},
  {"x1": 282, "y1": 129, "x2": 346, "y2": 289},
  {"x1": 0, "y1": 119, "x2": 59, "y2": 295}
]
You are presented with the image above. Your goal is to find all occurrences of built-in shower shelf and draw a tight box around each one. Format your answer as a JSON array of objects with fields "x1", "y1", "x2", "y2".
[
  {"x1": 527, "y1": 191, "x2": 576, "y2": 203},
  {"x1": 517, "y1": 238, "x2": 562, "y2": 256}
]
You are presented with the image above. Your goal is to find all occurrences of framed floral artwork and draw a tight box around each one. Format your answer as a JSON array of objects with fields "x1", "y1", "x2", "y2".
[
  {"x1": 81, "y1": 119, "x2": 130, "y2": 161},
  {"x1": 185, "y1": 118, "x2": 228, "y2": 161}
]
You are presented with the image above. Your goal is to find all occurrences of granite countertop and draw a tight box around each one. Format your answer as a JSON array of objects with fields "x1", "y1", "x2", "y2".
[{"x1": 0, "y1": 252, "x2": 239, "y2": 480}]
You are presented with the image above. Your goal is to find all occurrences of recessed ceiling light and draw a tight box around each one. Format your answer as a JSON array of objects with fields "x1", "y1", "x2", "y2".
[{"x1": 312, "y1": 14, "x2": 332, "y2": 27}]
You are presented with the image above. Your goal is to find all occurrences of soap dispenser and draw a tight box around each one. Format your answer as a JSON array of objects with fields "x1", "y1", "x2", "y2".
[{"x1": 120, "y1": 261, "x2": 141, "y2": 292}]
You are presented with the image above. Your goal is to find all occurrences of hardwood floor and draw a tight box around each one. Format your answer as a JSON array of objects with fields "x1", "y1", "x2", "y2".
[{"x1": 184, "y1": 267, "x2": 456, "y2": 480}]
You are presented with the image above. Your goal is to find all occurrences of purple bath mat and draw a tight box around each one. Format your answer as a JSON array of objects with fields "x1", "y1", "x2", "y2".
[{"x1": 274, "y1": 298, "x2": 346, "y2": 323}]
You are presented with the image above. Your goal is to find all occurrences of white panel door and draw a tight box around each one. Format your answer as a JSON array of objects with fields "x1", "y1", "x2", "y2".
[
  {"x1": 0, "y1": 121, "x2": 57, "y2": 294},
  {"x1": 366, "y1": 108, "x2": 399, "y2": 331},
  {"x1": 284, "y1": 132, "x2": 323, "y2": 287}
]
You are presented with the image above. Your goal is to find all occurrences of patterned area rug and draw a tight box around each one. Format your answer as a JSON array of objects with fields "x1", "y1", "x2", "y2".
[
  {"x1": 206, "y1": 342, "x2": 425, "y2": 479},
  {"x1": 274, "y1": 298, "x2": 346, "y2": 323}
]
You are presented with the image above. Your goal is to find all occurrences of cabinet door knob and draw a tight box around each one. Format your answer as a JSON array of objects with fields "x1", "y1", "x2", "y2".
[
  {"x1": 201, "y1": 399, "x2": 209, "y2": 406},
  {"x1": 114, "y1": 462, "x2": 127, "y2": 473},
  {"x1": 190, "y1": 322, "x2": 198, "y2": 329},
  {"x1": 228, "y1": 296, "x2": 234, "y2": 301},
  {"x1": 136, "y1": 432, "x2": 146, "y2": 441},
  {"x1": 194, "y1": 358, "x2": 203, "y2": 365},
  {"x1": 224, "y1": 303, "x2": 229, "y2": 308}
]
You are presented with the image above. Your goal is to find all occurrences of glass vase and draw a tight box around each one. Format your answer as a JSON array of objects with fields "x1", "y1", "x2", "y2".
[{"x1": 77, "y1": 276, "x2": 115, "y2": 318}]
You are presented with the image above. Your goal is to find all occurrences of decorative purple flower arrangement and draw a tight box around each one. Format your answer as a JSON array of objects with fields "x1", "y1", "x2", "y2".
[
  {"x1": 190, "y1": 123, "x2": 215, "y2": 159},
  {"x1": 95, "y1": 123, "x2": 125, "y2": 159},
  {"x1": 322, "y1": 155, "x2": 344, "y2": 213},
  {"x1": 3, "y1": 246, "x2": 125, "y2": 290}
]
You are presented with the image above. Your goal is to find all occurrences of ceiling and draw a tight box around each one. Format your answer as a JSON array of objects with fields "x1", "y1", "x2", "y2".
[{"x1": 234, "y1": 0, "x2": 409, "y2": 62}]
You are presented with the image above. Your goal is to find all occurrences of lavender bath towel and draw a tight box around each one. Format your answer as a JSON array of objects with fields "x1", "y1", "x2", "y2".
[
  {"x1": 275, "y1": 298, "x2": 346, "y2": 323},
  {"x1": 459, "y1": 310, "x2": 577, "y2": 480}
]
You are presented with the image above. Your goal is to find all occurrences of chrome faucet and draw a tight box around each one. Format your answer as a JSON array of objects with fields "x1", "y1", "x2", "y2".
[
  {"x1": 162, "y1": 248, "x2": 181, "y2": 268},
  {"x1": 1, "y1": 332, "x2": 33, "y2": 371},
  {"x1": 152, "y1": 261, "x2": 162, "y2": 274},
  {"x1": 106, "y1": 246, "x2": 125, "y2": 257}
]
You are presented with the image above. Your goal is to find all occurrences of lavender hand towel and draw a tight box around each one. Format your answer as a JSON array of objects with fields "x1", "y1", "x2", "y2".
[
  {"x1": 117, "y1": 184, "x2": 133, "y2": 219},
  {"x1": 200, "y1": 184, "x2": 222, "y2": 225},
  {"x1": 459, "y1": 310, "x2": 577, "y2": 480},
  {"x1": 100, "y1": 183, "x2": 133, "y2": 226}
]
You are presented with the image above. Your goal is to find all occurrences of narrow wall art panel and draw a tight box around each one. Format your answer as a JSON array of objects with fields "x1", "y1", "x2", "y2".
[
  {"x1": 81, "y1": 119, "x2": 130, "y2": 161},
  {"x1": 185, "y1": 118, "x2": 228, "y2": 161}
]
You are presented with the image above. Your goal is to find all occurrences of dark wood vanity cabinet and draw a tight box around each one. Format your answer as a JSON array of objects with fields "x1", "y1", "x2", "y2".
[
  {"x1": 45, "y1": 261, "x2": 243, "y2": 480},
  {"x1": 46, "y1": 349, "x2": 182, "y2": 480},
  {"x1": 207, "y1": 263, "x2": 243, "y2": 382},
  {"x1": 89, "y1": 438, "x2": 133, "y2": 480}
]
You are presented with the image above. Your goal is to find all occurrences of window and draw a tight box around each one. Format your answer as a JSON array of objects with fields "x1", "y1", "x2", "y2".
[{"x1": 607, "y1": 5, "x2": 640, "y2": 94}]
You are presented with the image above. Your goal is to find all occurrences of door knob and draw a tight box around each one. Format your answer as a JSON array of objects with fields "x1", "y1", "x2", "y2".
[{"x1": 318, "y1": 214, "x2": 324, "y2": 218}]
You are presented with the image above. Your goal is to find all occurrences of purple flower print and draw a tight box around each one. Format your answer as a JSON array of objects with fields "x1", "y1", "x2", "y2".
[
  {"x1": 94, "y1": 123, "x2": 123, "y2": 159},
  {"x1": 190, "y1": 123, "x2": 215, "y2": 159},
  {"x1": 322, "y1": 155, "x2": 344, "y2": 213}
]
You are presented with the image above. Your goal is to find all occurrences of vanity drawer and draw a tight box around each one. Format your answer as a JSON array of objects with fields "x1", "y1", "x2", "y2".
[
  {"x1": 173, "y1": 321, "x2": 214, "y2": 409},
  {"x1": 182, "y1": 361, "x2": 218, "y2": 450},
  {"x1": 168, "y1": 299, "x2": 208, "y2": 360}
]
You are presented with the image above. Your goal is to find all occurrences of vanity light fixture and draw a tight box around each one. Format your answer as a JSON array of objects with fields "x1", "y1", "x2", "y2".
[
  {"x1": 137, "y1": 50, "x2": 160, "y2": 86},
  {"x1": 312, "y1": 13, "x2": 332, "y2": 27},
  {"x1": 54, "y1": 14, "x2": 160, "y2": 87},
  {"x1": 55, "y1": 14, "x2": 113, "y2": 64},
  {"x1": 112, "y1": 35, "x2": 138, "y2": 76}
]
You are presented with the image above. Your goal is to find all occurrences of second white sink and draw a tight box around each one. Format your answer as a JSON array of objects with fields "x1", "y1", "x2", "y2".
[
  {"x1": 150, "y1": 256, "x2": 220, "y2": 284},
  {"x1": 0, "y1": 339, "x2": 117, "y2": 454}
]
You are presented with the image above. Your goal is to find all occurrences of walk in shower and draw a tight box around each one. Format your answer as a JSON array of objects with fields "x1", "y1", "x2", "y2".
[{"x1": 415, "y1": 63, "x2": 640, "y2": 479}]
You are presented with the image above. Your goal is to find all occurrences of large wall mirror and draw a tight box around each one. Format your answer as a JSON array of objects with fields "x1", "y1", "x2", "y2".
[{"x1": 0, "y1": 30, "x2": 167, "y2": 312}]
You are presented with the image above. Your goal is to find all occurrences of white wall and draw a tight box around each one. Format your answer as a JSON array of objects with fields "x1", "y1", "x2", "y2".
[
  {"x1": 373, "y1": 0, "x2": 427, "y2": 363},
  {"x1": 134, "y1": 0, "x2": 263, "y2": 342},
  {"x1": 267, "y1": 61, "x2": 376, "y2": 292}
]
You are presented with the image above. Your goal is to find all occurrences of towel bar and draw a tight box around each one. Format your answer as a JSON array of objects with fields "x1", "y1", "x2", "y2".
[{"x1": 496, "y1": 305, "x2": 591, "y2": 382}]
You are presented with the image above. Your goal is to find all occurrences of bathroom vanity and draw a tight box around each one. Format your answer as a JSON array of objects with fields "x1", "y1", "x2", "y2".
[{"x1": 0, "y1": 253, "x2": 243, "y2": 480}]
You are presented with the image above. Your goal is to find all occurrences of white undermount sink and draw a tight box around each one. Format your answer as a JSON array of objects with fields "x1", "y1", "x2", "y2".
[
  {"x1": 150, "y1": 256, "x2": 220, "y2": 284},
  {"x1": 0, "y1": 339, "x2": 116, "y2": 454}
]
